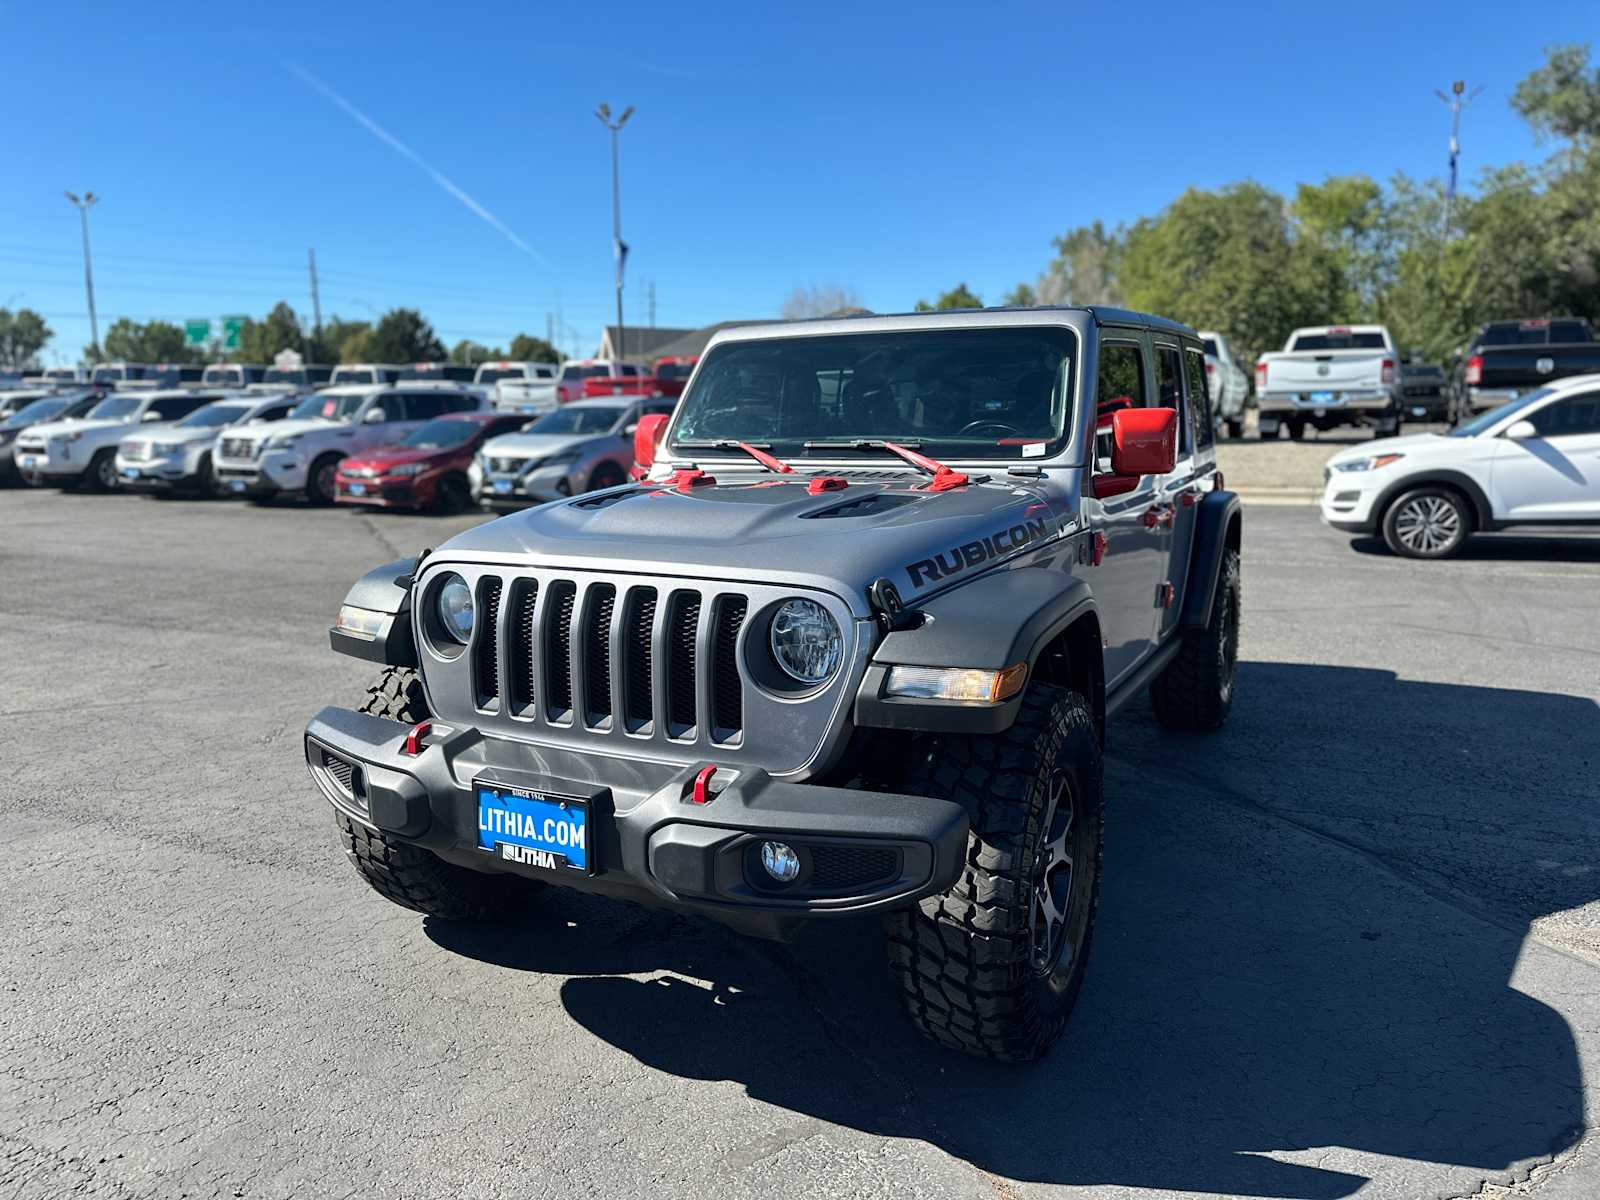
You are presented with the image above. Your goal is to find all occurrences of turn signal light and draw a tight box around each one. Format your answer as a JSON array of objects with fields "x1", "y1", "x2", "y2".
[{"x1": 884, "y1": 662, "x2": 1026, "y2": 704}]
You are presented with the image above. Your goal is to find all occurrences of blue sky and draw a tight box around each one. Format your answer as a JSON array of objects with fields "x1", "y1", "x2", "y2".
[{"x1": 4, "y1": 0, "x2": 1593, "y2": 363}]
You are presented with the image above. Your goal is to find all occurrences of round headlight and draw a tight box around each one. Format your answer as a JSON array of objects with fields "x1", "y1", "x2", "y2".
[
  {"x1": 435, "y1": 574, "x2": 475, "y2": 644},
  {"x1": 769, "y1": 598, "x2": 843, "y2": 685}
]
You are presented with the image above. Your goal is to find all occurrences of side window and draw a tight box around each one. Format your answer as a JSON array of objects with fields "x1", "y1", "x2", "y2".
[
  {"x1": 150, "y1": 394, "x2": 209, "y2": 420},
  {"x1": 1155, "y1": 345, "x2": 1189, "y2": 456},
  {"x1": 1094, "y1": 341, "x2": 1146, "y2": 472},
  {"x1": 259, "y1": 404, "x2": 291, "y2": 422},
  {"x1": 619, "y1": 364, "x2": 638, "y2": 377},
  {"x1": 447, "y1": 392, "x2": 480, "y2": 414},
  {"x1": 1529, "y1": 391, "x2": 1600, "y2": 438},
  {"x1": 407, "y1": 393, "x2": 448, "y2": 421},
  {"x1": 369, "y1": 392, "x2": 405, "y2": 422},
  {"x1": 1184, "y1": 348, "x2": 1214, "y2": 450}
]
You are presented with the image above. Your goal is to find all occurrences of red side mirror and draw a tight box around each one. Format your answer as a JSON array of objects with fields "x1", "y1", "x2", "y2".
[
  {"x1": 633, "y1": 413, "x2": 670, "y2": 472},
  {"x1": 1110, "y1": 407, "x2": 1178, "y2": 476}
]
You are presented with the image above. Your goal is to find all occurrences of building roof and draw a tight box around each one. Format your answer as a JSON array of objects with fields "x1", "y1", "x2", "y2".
[
  {"x1": 636, "y1": 320, "x2": 787, "y2": 362},
  {"x1": 596, "y1": 325, "x2": 698, "y2": 361}
]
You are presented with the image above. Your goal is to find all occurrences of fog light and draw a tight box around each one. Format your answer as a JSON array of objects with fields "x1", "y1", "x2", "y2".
[{"x1": 760, "y1": 841, "x2": 800, "y2": 883}]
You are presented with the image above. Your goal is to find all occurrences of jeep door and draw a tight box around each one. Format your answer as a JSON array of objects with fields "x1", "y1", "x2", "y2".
[
  {"x1": 1154, "y1": 343, "x2": 1216, "y2": 639},
  {"x1": 1088, "y1": 335, "x2": 1167, "y2": 687}
]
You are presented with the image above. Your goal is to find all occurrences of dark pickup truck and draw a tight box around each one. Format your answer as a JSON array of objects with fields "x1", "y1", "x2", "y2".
[{"x1": 1454, "y1": 318, "x2": 1600, "y2": 420}]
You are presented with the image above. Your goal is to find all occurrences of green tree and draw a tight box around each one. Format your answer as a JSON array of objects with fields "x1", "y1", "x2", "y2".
[
  {"x1": 0, "y1": 307, "x2": 53, "y2": 369},
  {"x1": 507, "y1": 333, "x2": 561, "y2": 363},
  {"x1": 1512, "y1": 43, "x2": 1600, "y2": 149},
  {"x1": 914, "y1": 283, "x2": 983, "y2": 311},
  {"x1": 365, "y1": 308, "x2": 445, "y2": 363},
  {"x1": 1002, "y1": 282, "x2": 1037, "y2": 307},
  {"x1": 100, "y1": 318, "x2": 192, "y2": 364},
  {"x1": 239, "y1": 302, "x2": 305, "y2": 363},
  {"x1": 339, "y1": 327, "x2": 376, "y2": 364},
  {"x1": 1036, "y1": 221, "x2": 1124, "y2": 306},
  {"x1": 315, "y1": 317, "x2": 369, "y2": 365},
  {"x1": 450, "y1": 339, "x2": 503, "y2": 365}
]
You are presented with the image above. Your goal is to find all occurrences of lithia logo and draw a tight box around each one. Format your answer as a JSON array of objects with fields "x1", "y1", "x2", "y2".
[{"x1": 905, "y1": 517, "x2": 1052, "y2": 587}]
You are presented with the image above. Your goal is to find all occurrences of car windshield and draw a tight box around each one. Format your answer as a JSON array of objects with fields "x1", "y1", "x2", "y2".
[
  {"x1": 1201, "y1": 339, "x2": 1219, "y2": 356},
  {"x1": 88, "y1": 395, "x2": 142, "y2": 420},
  {"x1": 179, "y1": 403, "x2": 249, "y2": 428},
  {"x1": 402, "y1": 418, "x2": 480, "y2": 449},
  {"x1": 476, "y1": 367, "x2": 526, "y2": 384},
  {"x1": 290, "y1": 392, "x2": 365, "y2": 421},
  {"x1": 670, "y1": 327, "x2": 1078, "y2": 461},
  {"x1": 331, "y1": 370, "x2": 375, "y2": 385},
  {"x1": 1449, "y1": 388, "x2": 1554, "y2": 437},
  {"x1": 263, "y1": 369, "x2": 305, "y2": 384},
  {"x1": 526, "y1": 405, "x2": 626, "y2": 435},
  {"x1": 399, "y1": 365, "x2": 473, "y2": 381},
  {"x1": 202, "y1": 368, "x2": 241, "y2": 384},
  {"x1": 0, "y1": 397, "x2": 67, "y2": 429},
  {"x1": 1290, "y1": 331, "x2": 1387, "y2": 351},
  {"x1": 91, "y1": 368, "x2": 126, "y2": 383}
]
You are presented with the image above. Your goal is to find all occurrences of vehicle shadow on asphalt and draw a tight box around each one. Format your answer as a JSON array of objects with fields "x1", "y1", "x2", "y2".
[
  {"x1": 1346, "y1": 533, "x2": 1600, "y2": 563},
  {"x1": 428, "y1": 661, "x2": 1595, "y2": 1198}
]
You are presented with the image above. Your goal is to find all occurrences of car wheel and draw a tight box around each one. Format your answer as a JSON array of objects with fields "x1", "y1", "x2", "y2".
[
  {"x1": 1287, "y1": 419, "x2": 1305, "y2": 441},
  {"x1": 1225, "y1": 418, "x2": 1243, "y2": 440},
  {"x1": 1381, "y1": 487, "x2": 1471, "y2": 559},
  {"x1": 587, "y1": 462, "x2": 626, "y2": 493},
  {"x1": 886, "y1": 684, "x2": 1103, "y2": 1061},
  {"x1": 306, "y1": 453, "x2": 342, "y2": 506},
  {"x1": 1151, "y1": 549, "x2": 1240, "y2": 731},
  {"x1": 435, "y1": 473, "x2": 472, "y2": 514},
  {"x1": 86, "y1": 448, "x2": 119, "y2": 493},
  {"x1": 195, "y1": 452, "x2": 219, "y2": 498},
  {"x1": 335, "y1": 667, "x2": 533, "y2": 919}
]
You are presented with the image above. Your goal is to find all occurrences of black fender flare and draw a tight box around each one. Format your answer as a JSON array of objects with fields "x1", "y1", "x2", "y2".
[
  {"x1": 1368, "y1": 469, "x2": 1494, "y2": 532},
  {"x1": 854, "y1": 567, "x2": 1098, "y2": 734},
  {"x1": 328, "y1": 555, "x2": 422, "y2": 666},
  {"x1": 1179, "y1": 490, "x2": 1242, "y2": 631}
]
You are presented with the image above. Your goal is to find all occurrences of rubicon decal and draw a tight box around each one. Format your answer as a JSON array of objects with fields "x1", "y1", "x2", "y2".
[{"x1": 905, "y1": 517, "x2": 1052, "y2": 588}]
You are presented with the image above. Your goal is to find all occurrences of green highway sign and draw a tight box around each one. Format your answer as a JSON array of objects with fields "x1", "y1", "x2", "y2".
[
  {"x1": 183, "y1": 319, "x2": 211, "y2": 347},
  {"x1": 221, "y1": 315, "x2": 247, "y2": 352}
]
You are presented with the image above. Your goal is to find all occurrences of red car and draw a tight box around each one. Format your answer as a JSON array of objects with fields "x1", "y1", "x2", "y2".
[
  {"x1": 651, "y1": 355, "x2": 698, "y2": 398},
  {"x1": 335, "y1": 412, "x2": 528, "y2": 512}
]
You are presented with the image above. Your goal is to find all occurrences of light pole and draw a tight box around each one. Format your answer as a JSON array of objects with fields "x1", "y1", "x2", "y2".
[
  {"x1": 64, "y1": 191, "x2": 101, "y2": 360},
  {"x1": 1434, "y1": 81, "x2": 1482, "y2": 238},
  {"x1": 595, "y1": 102, "x2": 634, "y2": 360}
]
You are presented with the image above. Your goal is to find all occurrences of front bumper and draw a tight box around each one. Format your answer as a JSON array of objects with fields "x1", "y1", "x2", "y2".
[
  {"x1": 1319, "y1": 470, "x2": 1395, "y2": 532},
  {"x1": 216, "y1": 450, "x2": 306, "y2": 497},
  {"x1": 477, "y1": 465, "x2": 576, "y2": 508},
  {"x1": 336, "y1": 475, "x2": 424, "y2": 508},
  {"x1": 12, "y1": 445, "x2": 85, "y2": 481},
  {"x1": 305, "y1": 705, "x2": 969, "y2": 937},
  {"x1": 114, "y1": 448, "x2": 203, "y2": 491}
]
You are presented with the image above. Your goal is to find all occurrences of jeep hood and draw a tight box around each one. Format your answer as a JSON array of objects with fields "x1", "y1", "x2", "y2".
[{"x1": 431, "y1": 469, "x2": 1077, "y2": 608}]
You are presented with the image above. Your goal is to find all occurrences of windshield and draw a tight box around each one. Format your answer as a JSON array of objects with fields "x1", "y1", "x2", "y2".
[
  {"x1": 1449, "y1": 388, "x2": 1554, "y2": 438},
  {"x1": 1478, "y1": 320, "x2": 1593, "y2": 346},
  {"x1": 1, "y1": 397, "x2": 67, "y2": 429},
  {"x1": 670, "y1": 328, "x2": 1078, "y2": 461},
  {"x1": 290, "y1": 392, "x2": 365, "y2": 421},
  {"x1": 1290, "y1": 331, "x2": 1387, "y2": 351},
  {"x1": 476, "y1": 367, "x2": 526, "y2": 384},
  {"x1": 331, "y1": 369, "x2": 375, "y2": 385},
  {"x1": 1201, "y1": 339, "x2": 1219, "y2": 356},
  {"x1": 526, "y1": 405, "x2": 626, "y2": 435},
  {"x1": 263, "y1": 369, "x2": 304, "y2": 384},
  {"x1": 88, "y1": 395, "x2": 142, "y2": 420},
  {"x1": 202, "y1": 367, "x2": 242, "y2": 385},
  {"x1": 402, "y1": 418, "x2": 480, "y2": 449},
  {"x1": 399, "y1": 365, "x2": 473, "y2": 381},
  {"x1": 179, "y1": 403, "x2": 249, "y2": 429},
  {"x1": 91, "y1": 367, "x2": 127, "y2": 383}
]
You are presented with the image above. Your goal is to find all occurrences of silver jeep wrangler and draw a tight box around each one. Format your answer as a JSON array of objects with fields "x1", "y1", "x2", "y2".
[{"x1": 305, "y1": 307, "x2": 1242, "y2": 1060}]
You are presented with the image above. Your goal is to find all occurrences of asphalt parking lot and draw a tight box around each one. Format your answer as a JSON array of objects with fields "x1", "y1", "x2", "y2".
[{"x1": 3, "y1": 480, "x2": 1599, "y2": 1200}]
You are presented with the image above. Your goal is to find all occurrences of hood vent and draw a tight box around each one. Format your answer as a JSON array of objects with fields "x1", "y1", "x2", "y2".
[
  {"x1": 804, "y1": 493, "x2": 918, "y2": 519},
  {"x1": 571, "y1": 491, "x2": 635, "y2": 510}
]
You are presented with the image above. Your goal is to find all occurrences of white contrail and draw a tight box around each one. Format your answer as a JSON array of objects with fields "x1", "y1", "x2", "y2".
[{"x1": 289, "y1": 64, "x2": 547, "y2": 266}]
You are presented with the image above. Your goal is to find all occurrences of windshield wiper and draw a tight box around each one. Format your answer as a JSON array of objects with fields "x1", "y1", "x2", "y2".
[
  {"x1": 674, "y1": 439, "x2": 793, "y2": 474},
  {"x1": 801, "y1": 440, "x2": 969, "y2": 491}
]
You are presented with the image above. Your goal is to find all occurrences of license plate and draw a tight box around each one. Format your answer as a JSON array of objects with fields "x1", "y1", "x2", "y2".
[
  {"x1": 1411, "y1": 406, "x2": 1427, "y2": 416},
  {"x1": 121, "y1": 467, "x2": 140, "y2": 480},
  {"x1": 229, "y1": 480, "x2": 246, "y2": 493},
  {"x1": 476, "y1": 782, "x2": 591, "y2": 873},
  {"x1": 348, "y1": 482, "x2": 366, "y2": 496},
  {"x1": 1314, "y1": 407, "x2": 1327, "y2": 417},
  {"x1": 17, "y1": 455, "x2": 39, "y2": 468},
  {"x1": 493, "y1": 479, "x2": 513, "y2": 495},
  {"x1": 1310, "y1": 391, "x2": 1334, "y2": 403}
]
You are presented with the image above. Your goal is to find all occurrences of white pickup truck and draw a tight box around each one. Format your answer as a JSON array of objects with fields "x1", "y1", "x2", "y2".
[
  {"x1": 1197, "y1": 330, "x2": 1250, "y2": 439},
  {"x1": 473, "y1": 360, "x2": 559, "y2": 413},
  {"x1": 1255, "y1": 324, "x2": 1402, "y2": 440}
]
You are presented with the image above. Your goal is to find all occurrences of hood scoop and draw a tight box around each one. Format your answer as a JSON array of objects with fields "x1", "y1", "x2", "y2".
[{"x1": 802, "y1": 493, "x2": 919, "y2": 519}]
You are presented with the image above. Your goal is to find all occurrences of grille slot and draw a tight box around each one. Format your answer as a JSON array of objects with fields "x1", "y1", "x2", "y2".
[
  {"x1": 320, "y1": 749, "x2": 361, "y2": 801},
  {"x1": 711, "y1": 596, "x2": 747, "y2": 738},
  {"x1": 583, "y1": 584, "x2": 616, "y2": 726},
  {"x1": 474, "y1": 577, "x2": 503, "y2": 710},
  {"x1": 808, "y1": 845, "x2": 899, "y2": 892},
  {"x1": 506, "y1": 580, "x2": 539, "y2": 713},
  {"x1": 543, "y1": 581, "x2": 578, "y2": 721},
  {"x1": 666, "y1": 591, "x2": 701, "y2": 734},
  {"x1": 623, "y1": 588, "x2": 657, "y2": 730}
]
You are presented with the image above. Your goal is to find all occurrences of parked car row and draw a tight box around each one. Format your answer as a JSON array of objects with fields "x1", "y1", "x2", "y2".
[{"x1": 3, "y1": 377, "x2": 681, "y2": 517}]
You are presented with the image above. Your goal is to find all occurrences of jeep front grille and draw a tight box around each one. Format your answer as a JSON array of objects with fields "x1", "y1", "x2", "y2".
[{"x1": 416, "y1": 566, "x2": 861, "y2": 775}]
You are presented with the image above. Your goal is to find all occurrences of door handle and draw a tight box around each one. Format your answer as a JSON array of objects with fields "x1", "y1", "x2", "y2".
[{"x1": 1143, "y1": 504, "x2": 1176, "y2": 529}]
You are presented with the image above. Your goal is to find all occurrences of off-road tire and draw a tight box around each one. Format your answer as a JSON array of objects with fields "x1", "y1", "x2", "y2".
[
  {"x1": 886, "y1": 685, "x2": 1104, "y2": 1062},
  {"x1": 1151, "y1": 548, "x2": 1240, "y2": 731},
  {"x1": 1380, "y1": 486, "x2": 1471, "y2": 559},
  {"x1": 338, "y1": 666, "x2": 525, "y2": 919},
  {"x1": 306, "y1": 452, "x2": 342, "y2": 506}
]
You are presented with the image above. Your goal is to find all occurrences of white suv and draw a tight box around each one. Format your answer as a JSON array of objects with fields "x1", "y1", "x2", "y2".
[
  {"x1": 212, "y1": 382, "x2": 486, "y2": 504},
  {"x1": 13, "y1": 389, "x2": 221, "y2": 491},
  {"x1": 1322, "y1": 373, "x2": 1600, "y2": 557}
]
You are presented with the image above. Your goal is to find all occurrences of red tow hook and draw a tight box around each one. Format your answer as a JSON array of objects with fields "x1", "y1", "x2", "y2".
[
  {"x1": 691, "y1": 764, "x2": 717, "y2": 805},
  {"x1": 402, "y1": 721, "x2": 432, "y2": 756}
]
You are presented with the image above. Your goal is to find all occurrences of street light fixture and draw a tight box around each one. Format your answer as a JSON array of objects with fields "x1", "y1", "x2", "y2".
[
  {"x1": 595, "y1": 103, "x2": 634, "y2": 361},
  {"x1": 64, "y1": 191, "x2": 101, "y2": 361}
]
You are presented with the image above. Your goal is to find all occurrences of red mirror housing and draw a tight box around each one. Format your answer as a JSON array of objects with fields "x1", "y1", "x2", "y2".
[
  {"x1": 1110, "y1": 407, "x2": 1178, "y2": 476},
  {"x1": 633, "y1": 413, "x2": 670, "y2": 472}
]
